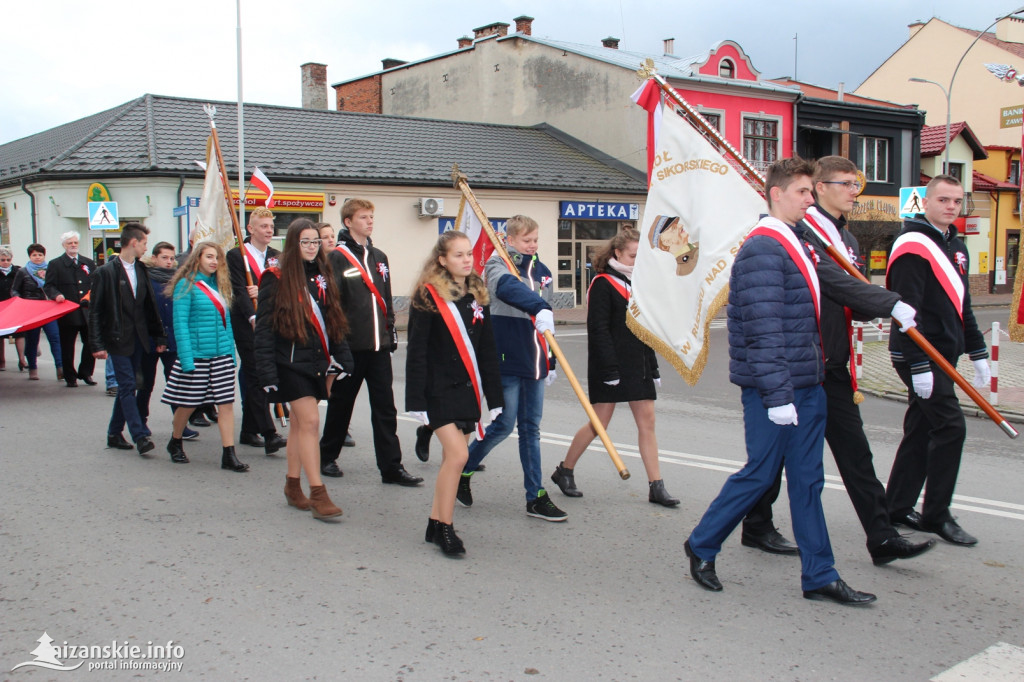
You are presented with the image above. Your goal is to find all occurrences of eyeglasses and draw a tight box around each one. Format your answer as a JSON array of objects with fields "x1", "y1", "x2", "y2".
[
  {"x1": 299, "y1": 239, "x2": 323, "y2": 248},
  {"x1": 821, "y1": 180, "x2": 863, "y2": 192}
]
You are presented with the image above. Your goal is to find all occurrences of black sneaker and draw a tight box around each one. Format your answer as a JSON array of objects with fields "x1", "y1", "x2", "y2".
[
  {"x1": 526, "y1": 490, "x2": 568, "y2": 522},
  {"x1": 456, "y1": 473, "x2": 473, "y2": 507}
]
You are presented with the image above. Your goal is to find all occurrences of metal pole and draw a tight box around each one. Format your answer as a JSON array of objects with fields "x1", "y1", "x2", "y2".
[{"x1": 236, "y1": 0, "x2": 245, "y2": 231}]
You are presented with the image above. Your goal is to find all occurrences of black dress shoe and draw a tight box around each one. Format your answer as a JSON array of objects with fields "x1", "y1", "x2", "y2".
[
  {"x1": 321, "y1": 461, "x2": 344, "y2": 478},
  {"x1": 741, "y1": 528, "x2": 799, "y2": 555},
  {"x1": 684, "y1": 539, "x2": 722, "y2": 591},
  {"x1": 890, "y1": 509, "x2": 926, "y2": 531},
  {"x1": 107, "y1": 433, "x2": 134, "y2": 450},
  {"x1": 803, "y1": 578, "x2": 877, "y2": 606},
  {"x1": 923, "y1": 519, "x2": 978, "y2": 546},
  {"x1": 188, "y1": 414, "x2": 211, "y2": 427},
  {"x1": 870, "y1": 536, "x2": 937, "y2": 565},
  {"x1": 414, "y1": 425, "x2": 431, "y2": 462},
  {"x1": 221, "y1": 446, "x2": 250, "y2": 473},
  {"x1": 66, "y1": 381, "x2": 79, "y2": 388},
  {"x1": 204, "y1": 406, "x2": 219, "y2": 423},
  {"x1": 381, "y1": 466, "x2": 424, "y2": 486},
  {"x1": 81, "y1": 376, "x2": 97, "y2": 386},
  {"x1": 264, "y1": 433, "x2": 287, "y2": 455},
  {"x1": 343, "y1": 431, "x2": 356, "y2": 448},
  {"x1": 136, "y1": 436, "x2": 155, "y2": 456},
  {"x1": 167, "y1": 437, "x2": 189, "y2": 464},
  {"x1": 239, "y1": 432, "x2": 265, "y2": 448}
]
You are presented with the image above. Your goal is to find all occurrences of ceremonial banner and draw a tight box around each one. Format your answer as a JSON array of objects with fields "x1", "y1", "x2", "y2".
[
  {"x1": 191, "y1": 137, "x2": 236, "y2": 251},
  {"x1": 454, "y1": 195, "x2": 495, "y2": 274},
  {"x1": 1012, "y1": 249, "x2": 1024, "y2": 341},
  {"x1": 627, "y1": 101, "x2": 767, "y2": 385}
]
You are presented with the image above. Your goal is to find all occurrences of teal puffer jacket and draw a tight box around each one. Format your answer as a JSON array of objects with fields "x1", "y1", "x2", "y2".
[{"x1": 173, "y1": 273, "x2": 236, "y2": 371}]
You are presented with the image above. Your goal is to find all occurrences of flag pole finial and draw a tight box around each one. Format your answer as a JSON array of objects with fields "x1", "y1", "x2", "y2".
[
  {"x1": 451, "y1": 163, "x2": 467, "y2": 188},
  {"x1": 636, "y1": 58, "x2": 657, "y2": 81},
  {"x1": 203, "y1": 104, "x2": 217, "y2": 128}
]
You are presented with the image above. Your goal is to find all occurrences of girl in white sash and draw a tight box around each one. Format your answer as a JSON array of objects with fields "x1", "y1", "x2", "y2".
[
  {"x1": 406, "y1": 232, "x2": 503, "y2": 556},
  {"x1": 161, "y1": 242, "x2": 248, "y2": 472},
  {"x1": 254, "y1": 219, "x2": 352, "y2": 521}
]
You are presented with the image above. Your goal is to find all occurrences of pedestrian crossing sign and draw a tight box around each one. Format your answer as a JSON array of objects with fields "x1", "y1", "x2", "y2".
[
  {"x1": 88, "y1": 201, "x2": 119, "y2": 230},
  {"x1": 899, "y1": 187, "x2": 926, "y2": 219}
]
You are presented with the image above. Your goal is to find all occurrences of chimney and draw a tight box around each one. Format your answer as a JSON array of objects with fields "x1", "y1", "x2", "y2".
[
  {"x1": 601, "y1": 36, "x2": 620, "y2": 49},
  {"x1": 514, "y1": 15, "x2": 534, "y2": 35},
  {"x1": 457, "y1": 35, "x2": 473, "y2": 48},
  {"x1": 837, "y1": 82, "x2": 844, "y2": 102},
  {"x1": 908, "y1": 21, "x2": 925, "y2": 38},
  {"x1": 473, "y1": 22, "x2": 510, "y2": 39},
  {"x1": 664, "y1": 38, "x2": 675, "y2": 55},
  {"x1": 996, "y1": 16, "x2": 1024, "y2": 44},
  {"x1": 381, "y1": 58, "x2": 407, "y2": 70},
  {"x1": 300, "y1": 62, "x2": 327, "y2": 110}
]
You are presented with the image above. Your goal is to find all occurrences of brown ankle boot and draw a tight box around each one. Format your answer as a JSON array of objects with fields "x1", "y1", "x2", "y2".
[
  {"x1": 284, "y1": 476, "x2": 311, "y2": 511},
  {"x1": 308, "y1": 485, "x2": 343, "y2": 520}
]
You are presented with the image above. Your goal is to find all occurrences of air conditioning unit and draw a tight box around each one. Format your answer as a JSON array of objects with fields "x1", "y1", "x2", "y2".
[{"x1": 418, "y1": 197, "x2": 444, "y2": 217}]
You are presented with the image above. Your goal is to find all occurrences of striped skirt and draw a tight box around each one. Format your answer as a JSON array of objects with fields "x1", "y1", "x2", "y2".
[{"x1": 161, "y1": 355, "x2": 236, "y2": 407}]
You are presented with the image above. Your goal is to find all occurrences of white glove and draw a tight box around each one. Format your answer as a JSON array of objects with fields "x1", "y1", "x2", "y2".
[
  {"x1": 263, "y1": 385, "x2": 278, "y2": 393},
  {"x1": 912, "y1": 372, "x2": 933, "y2": 399},
  {"x1": 408, "y1": 411, "x2": 430, "y2": 426},
  {"x1": 654, "y1": 378, "x2": 661, "y2": 388},
  {"x1": 604, "y1": 379, "x2": 620, "y2": 386},
  {"x1": 890, "y1": 301, "x2": 917, "y2": 332},
  {"x1": 545, "y1": 370, "x2": 557, "y2": 386},
  {"x1": 534, "y1": 309, "x2": 555, "y2": 335},
  {"x1": 972, "y1": 359, "x2": 991, "y2": 389},
  {"x1": 489, "y1": 407, "x2": 503, "y2": 421},
  {"x1": 767, "y1": 403, "x2": 798, "y2": 426}
]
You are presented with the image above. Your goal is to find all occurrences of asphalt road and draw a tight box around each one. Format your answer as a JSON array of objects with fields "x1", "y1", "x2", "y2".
[{"x1": 2, "y1": 320, "x2": 1022, "y2": 680}]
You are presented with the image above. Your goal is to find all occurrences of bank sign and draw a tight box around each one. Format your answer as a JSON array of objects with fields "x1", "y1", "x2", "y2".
[{"x1": 559, "y1": 201, "x2": 639, "y2": 221}]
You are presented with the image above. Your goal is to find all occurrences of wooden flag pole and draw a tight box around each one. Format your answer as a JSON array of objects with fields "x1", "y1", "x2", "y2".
[
  {"x1": 451, "y1": 165, "x2": 631, "y2": 479},
  {"x1": 632, "y1": 67, "x2": 1016, "y2": 439}
]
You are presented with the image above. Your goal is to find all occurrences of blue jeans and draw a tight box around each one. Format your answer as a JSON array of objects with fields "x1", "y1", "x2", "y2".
[
  {"x1": 464, "y1": 374, "x2": 545, "y2": 501},
  {"x1": 105, "y1": 356, "x2": 117, "y2": 389},
  {"x1": 22, "y1": 320, "x2": 61, "y2": 371},
  {"x1": 108, "y1": 343, "x2": 150, "y2": 442}
]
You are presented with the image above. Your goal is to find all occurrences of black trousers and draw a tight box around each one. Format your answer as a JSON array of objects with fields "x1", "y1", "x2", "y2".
[
  {"x1": 58, "y1": 319, "x2": 94, "y2": 384},
  {"x1": 138, "y1": 349, "x2": 177, "y2": 424},
  {"x1": 744, "y1": 369, "x2": 898, "y2": 550},
  {"x1": 320, "y1": 348, "x2": 402, "y2": 473},
  {"x1": 235, "y1": 333, "x2": 275, "y2": 437},
  {"x1": 886, "y1": 362, "x2": 965, "y2": 526}
]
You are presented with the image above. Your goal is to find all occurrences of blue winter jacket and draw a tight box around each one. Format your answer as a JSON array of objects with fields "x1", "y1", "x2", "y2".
[
  {"x1": 727, "y1": 221, "x2": 824, "y2": 407},
  {"x1": 172, "y1": 273, "x2": 236, "y2": 372},
  {"x1": 484, "y1": 247, "x2": 554, "y2": 380}
]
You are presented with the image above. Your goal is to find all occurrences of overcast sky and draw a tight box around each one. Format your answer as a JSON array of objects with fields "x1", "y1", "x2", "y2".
[{"x1": 2, "y1": 0, "x2": 1020, "y2": 145}]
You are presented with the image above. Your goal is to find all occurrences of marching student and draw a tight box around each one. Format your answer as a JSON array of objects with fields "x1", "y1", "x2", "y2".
[
  {"x1": 318, "y1": 221, "x2": 355, "y2": 450},
  {"x1": 684, "y1": 158, "x2": 876, "y2": 605},
  {"x1": 161, "y1": 241, "x2": 248, "y2": 472},
  {"x1": 550, "y1": 227, "x2": 679, "y2": 506},
  {"x1": 255, "y1": 219, "x2": 352, "y2": 520},
  {"x1": 455, "y1": 215, "x2": 567, "y2": 522},
  {"x1": 226, "y1": 207, "x2": 287, "y2": 455},
  {"x1": 406, "y1": 231, "x2": 503, "y2": 555},
  {"x1": 320, "y1": 198, "x2": 422, "y2": 486}
]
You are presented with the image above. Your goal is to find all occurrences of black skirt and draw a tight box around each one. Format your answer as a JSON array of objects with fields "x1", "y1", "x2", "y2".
[
  {"x1": 267, "y1": 363, "x2": 328, "y2": 403},
  {"x1": 588, "y1": 376, "x2": 656, "y2": 405}
]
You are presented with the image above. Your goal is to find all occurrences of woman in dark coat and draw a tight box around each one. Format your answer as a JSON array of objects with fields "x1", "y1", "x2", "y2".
[
  {"x1": 0, "y1": 247, "x2": 22, "y2": 372},
  {"x1": 406, "y1": 231, "x2": 503, "y2": 556},
  {"x1": 550, "y1": 227, "x2": 679, "y2": 506},
  {"x1": 10, "y1": 243, "x2": 63, "y2": 380},
  {"x1": 255, "y1": 218, "x2": 352, "y2": 521}
]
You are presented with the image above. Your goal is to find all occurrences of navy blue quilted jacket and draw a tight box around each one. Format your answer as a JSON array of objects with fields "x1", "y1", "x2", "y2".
[{"x1": 727, "y1": 221, "x2": 824, "y2": 407}]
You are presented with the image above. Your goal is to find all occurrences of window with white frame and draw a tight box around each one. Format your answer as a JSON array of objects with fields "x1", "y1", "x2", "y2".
[
  {"x1": 862, "y1": 137, "x2": 889, "y2": 183},
  {"x1": 742, "y1": 116, "x2": 779, "y2": 171},
  {"x1": 719, "y1": 59, "x2": 735, "y2": 79}
]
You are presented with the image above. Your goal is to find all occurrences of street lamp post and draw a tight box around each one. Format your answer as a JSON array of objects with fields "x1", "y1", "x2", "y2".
[{"x1": 908, "y1": 77, "x2": 951, "y2": 172}]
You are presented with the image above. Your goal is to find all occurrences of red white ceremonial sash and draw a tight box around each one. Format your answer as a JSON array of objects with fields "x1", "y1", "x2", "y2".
[
  {"x1": 195, "y1": 280, "x2": 227, "y2": 328},
  {"x1": 424, "y1": 283, "x2": 486, "y2": 439},
  {"x1": 244, "y1": 243, "x2": 267, "y2": 284},
  {"x1": 887, "y1": 232, "x2": 964, "y2": 321},
  {"x1": 747, "y1": 217, "x2": 821, "y2": 324},
  {"x1": 307, "y1": 291, "x2": 330, "y2": 358},
  {"x1": 335, "y1": 245, "x2": 389, "y2": 321},
  {"x1": 587, "y1": 273, "x2": 630, "y2": 302},
  {"x1": 802, "y1": 207, "x2": 855, "y2": 264}
]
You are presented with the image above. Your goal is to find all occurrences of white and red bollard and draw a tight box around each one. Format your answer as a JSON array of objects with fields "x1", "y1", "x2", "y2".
[
  {"x1": 991, "y1": 321, "x2": 1000, "y2": 406},
  {"x1": 856, "y1": 325, "x2": 864, "y2": 380}
]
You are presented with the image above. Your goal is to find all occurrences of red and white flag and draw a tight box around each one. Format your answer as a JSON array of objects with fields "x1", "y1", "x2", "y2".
[
  {"x1": 251, "y1": 166, "x2": 275, "y2": 208},
  {"x1": 454, "y1": 195, "x2": 495, "y2": 274},
  {"x1": 630, "y1": 79, "x2": 663, "y2": 187},
  {"x1": 1014, "y1": 124, "x2": 1024, "y2": 341}
]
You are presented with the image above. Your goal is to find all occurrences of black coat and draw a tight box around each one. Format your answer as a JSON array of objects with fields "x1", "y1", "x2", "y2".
[
  {"x1": 586, "y1": 270, "x2": 658, "y2": 404},
  {"x1": 226, "y1": 243, "x2": 280, "y2": 345},
  {"x1": 405, "y1": 288, "x2": 503, "y2": 423},
  {"x1": 88, "y1": 258, "x2": 166, "y2": 356},
  {"x1": 1, "y1": 265, "x2": 21, "y2": 301},
  {"x1": 11, "y1": 268, "x2": 48, "y2": 300},
  {"x1": 328, "y1": 229, "x2": 396, "y2": 352},
  {"x1": 253, "y1": 264, "x2": 353, "y2": 390},
  {"x1": 44, "y1": 253, "x2": 96, "y2": 326}
]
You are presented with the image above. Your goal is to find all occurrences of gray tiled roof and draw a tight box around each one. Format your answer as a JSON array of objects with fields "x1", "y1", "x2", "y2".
[{"x1": 0, "y1": 94, "x2": 645, "y2": 194}]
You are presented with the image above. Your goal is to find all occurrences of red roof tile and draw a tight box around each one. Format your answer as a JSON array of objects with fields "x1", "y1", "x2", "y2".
[
  {"x1": 973, "y1": 169, "x2": 1019, "y2": 191},
  {"x1": 920, "y1": 122, "x2": 987, "y2": 159}
]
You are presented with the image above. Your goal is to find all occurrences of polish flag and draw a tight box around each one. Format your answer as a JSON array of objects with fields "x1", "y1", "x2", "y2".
[
  {"x1": 631, "y1": 78, "x2": 663, "y2": 188},
  {"x1": 251, "y1": 166, "x2": 275, "y2": 208},
  {"x1": 454, "y1": 195, "x2": 495, "y2": 274}
]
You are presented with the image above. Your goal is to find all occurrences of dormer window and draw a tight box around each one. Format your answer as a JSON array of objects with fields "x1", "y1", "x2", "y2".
[{"x1": 719, "y1": 58, "x2": 735, "y2": 79}]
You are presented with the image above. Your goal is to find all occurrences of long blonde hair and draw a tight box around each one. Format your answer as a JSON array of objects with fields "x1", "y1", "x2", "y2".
[
  {"x1": 167, "y1": 241, "x2": 233, "y2": 305},
  {"x1": 410, "y1": 231, "x2": 488, "y2": 311}
]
